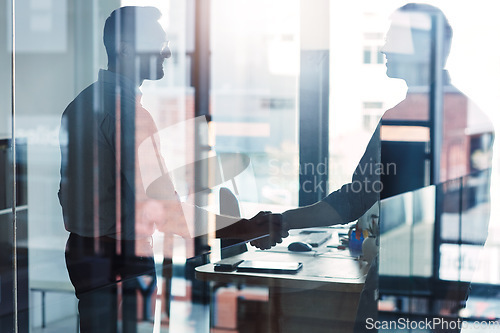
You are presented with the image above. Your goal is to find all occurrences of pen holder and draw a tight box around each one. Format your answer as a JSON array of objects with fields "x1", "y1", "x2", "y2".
[{"x1": 348, "y1": 226, "x2": 364, "y2": 256}]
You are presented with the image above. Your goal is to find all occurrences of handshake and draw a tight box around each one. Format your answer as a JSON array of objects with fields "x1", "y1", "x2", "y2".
[{"x1": 217, "y1": 211, "x2": 290, "y2": 250}]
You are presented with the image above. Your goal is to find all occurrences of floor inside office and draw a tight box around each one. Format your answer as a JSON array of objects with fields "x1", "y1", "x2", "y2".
[
  {"x1": 29, "y1": 298, "x2": 211, "y2": 333},
  {"x1": 31, "y1": 316, "x2": 170, "y2": 333}
]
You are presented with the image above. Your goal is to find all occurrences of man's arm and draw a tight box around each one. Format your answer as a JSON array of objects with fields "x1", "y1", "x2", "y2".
[
  {"x1": 282, "y1": 201, "x2": 345, "y2": 229},
  {"x1": 180, "y1": 203, "x2": 284, "y2": 245},
  {"x1": 281, "y1": 124, "x2": 382, "y2": 231}
]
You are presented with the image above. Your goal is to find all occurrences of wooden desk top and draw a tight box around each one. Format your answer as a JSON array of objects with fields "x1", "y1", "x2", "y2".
[{"x1": 195, "y1": 247, "x2": 368, "y2": 292}]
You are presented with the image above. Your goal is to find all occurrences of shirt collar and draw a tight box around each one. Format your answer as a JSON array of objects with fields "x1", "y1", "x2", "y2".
[
  {"x1": 98, "y1": 69, "x2": 142, "y2": 98},
  {"x1": 406, "y1": 70, "x2": 455, "y2": 94}
]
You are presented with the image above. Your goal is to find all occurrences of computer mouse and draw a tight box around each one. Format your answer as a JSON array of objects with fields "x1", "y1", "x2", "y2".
[{"x1": 288, "y1": 241, "x2": 313, "y2": 252}]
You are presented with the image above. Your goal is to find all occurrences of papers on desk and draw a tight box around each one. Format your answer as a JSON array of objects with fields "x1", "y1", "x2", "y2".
[
  {"x1": 257, "y1": 248, "x2": 359, "y2": 260},
  {"x1": 254, "y1": 227, "x2": 358, "y2": 259},
  {"x1": 237, "y1": 260, "x2": 303, "y2": 274}
]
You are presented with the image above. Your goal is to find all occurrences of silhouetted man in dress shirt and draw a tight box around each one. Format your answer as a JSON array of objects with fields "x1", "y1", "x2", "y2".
[{"x1": 59, "y1": 7, "x2": 286, "y2": 332}]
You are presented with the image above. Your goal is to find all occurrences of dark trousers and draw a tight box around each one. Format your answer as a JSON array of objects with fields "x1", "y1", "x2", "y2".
[
  {"x1": 65, "y1": 233, "x2": 155, "y2": 333},
  {"x1": 354, "y1": 255, "x2": 379, "y2": 332}
]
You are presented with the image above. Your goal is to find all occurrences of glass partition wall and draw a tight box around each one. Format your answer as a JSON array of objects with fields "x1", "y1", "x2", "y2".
[
  {"x1": 1, "y1": 1, "x2": 500, "y2": 332},
  {"x1": 1, "y1": 2, "x2": 17, "y2": 331}
]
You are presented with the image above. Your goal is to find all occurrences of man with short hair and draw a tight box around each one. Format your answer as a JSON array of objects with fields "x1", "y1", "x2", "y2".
[
  {"x1": 268, "y1": 4, "x2": 493, "y2": 332},
  {"x1": 59, "y1": 6, "x2": 284, "y2": 332},
  {"x1": 59, "y1": 7, "x2": 174, "y2": 332}
]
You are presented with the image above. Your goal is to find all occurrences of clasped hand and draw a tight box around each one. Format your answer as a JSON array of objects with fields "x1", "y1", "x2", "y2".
[
  {"x1": 247, "y1": 211, "x2": 289, "y2": 250},
  {"x1": 249, "y1": 212, "x2": 288, "y2": 250},
  {"x1": 218, "y1": 211, "x2": 289, "y2": 250}
]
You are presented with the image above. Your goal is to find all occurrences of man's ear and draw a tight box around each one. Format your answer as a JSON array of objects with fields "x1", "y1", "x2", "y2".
[{"x1": 118, "y1": 41, "x2": 134, "y2": 58}]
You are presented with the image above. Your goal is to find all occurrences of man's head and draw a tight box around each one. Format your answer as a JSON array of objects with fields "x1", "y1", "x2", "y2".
[
  {"x1": 381, "y1": 3, "x2": 452, "y2": 86},
  {"x1": 103, "y1": 6, "x2": 171, "y2": 82}
]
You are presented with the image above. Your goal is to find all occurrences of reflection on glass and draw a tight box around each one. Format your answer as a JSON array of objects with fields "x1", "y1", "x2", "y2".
[
  {"x1": 1, "y1": 1, "x2": 500, "y2": 332},
  {"x1": 376, "y1": 4, "x2": 494, "y2": 329}
]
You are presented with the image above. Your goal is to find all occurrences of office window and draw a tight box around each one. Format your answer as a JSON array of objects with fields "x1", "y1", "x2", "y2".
[
  {"x1": 1, "y1": 1, "x2": 500, "y2": 332},
  {"x1": 362, "y1": 101, "x2": 384, "y2": 131},
  {"x1": 211, "y1": 0, "x2": 300, "y2": 208},
  {"x1": 362, "y1": 32, "x2": 385, "y2": 65}
]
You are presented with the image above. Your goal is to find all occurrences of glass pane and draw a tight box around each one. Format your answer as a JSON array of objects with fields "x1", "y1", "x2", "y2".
[
  {"x1": 0, "y1": 0, "x2": 18, "y2": 331},
  {"x1": 377, "y1": 47, "x2": 384, "y2": 64},
  {"x1": 3, "y1": 0, "x2": 500, "y2": 332},
  {"x1": 364, "y1": 49, "x2": 372, "y2": 64},
  {"x1": 211, "y1": 0, "x2": 300, "y2": 211},
  {"x1": 208, "y1": 1, "x2": 301, "y2": 332}
]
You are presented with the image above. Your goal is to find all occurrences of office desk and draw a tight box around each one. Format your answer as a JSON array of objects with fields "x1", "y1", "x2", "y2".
[{"x1": 196, "y1": 229, "x2": 370, "y2": 333}]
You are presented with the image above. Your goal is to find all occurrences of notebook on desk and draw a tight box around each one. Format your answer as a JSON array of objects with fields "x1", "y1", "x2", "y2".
[{"x1": 237, "y1": 260, "x2": 303, "y2": 274}]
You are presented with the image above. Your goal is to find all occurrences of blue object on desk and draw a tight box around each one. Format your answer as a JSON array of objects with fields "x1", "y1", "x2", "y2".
[{"x1": 348, "y1": 230, "x2": 364, "y2": 255}]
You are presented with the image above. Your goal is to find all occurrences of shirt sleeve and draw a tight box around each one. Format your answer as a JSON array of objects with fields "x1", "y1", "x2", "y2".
[{"x1": 322, "y1": 124, "x2": 381, "y2": 223}]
